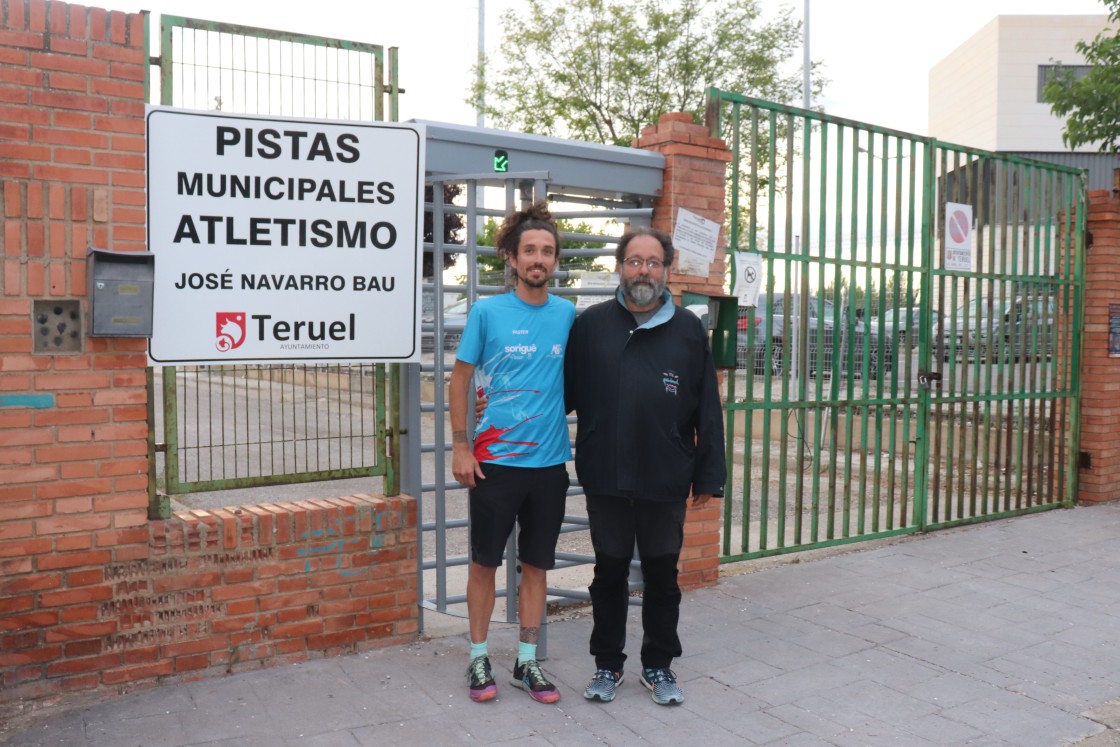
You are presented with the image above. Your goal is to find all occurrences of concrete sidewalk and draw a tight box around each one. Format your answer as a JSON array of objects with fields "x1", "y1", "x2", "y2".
[{"x1": 5, "y1": 503, "x2": 1120, "y2": 747}]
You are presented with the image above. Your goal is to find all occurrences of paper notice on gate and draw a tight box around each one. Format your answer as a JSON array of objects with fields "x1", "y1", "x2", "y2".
[
  {"x1": 672, "y1": 208, "x2": 721, "y2": 276},
  {"x1": 733, "y1": 252, "x2": 762, "y2": 307},
  {"x1": 575, "y1": 271, "x2": 619, "y2": 310}
]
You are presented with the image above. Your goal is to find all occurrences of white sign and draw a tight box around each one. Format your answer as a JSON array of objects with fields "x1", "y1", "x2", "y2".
[
  {"x1": 733, "y1": 252, "x2": 762, "y2": 307},
  {"x1": 146, "y1": 107, "x2": 425, "y2": 364},
  {"x1": 671, "y1": 208, "x2": 721, "y2": 276},
  {"x1": 943, "y1": 202, "x2": 973, "y2": 272},
  {"x1": 574, "y1": 271, "x2": 619, "y2": 310}
]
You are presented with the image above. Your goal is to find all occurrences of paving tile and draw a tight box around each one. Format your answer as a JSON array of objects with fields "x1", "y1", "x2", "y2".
[
  {"x1": 282, "y1": 731, "x2": 362, "y2": 747},
  {"x1": 8, "y1": 502, "x2": 1120, "y2": 747},
  {"x1": 83, "y1": 712, "x2": 193, "y2": 747},
  {"x1": 765, "y1": 699, "x2": 852, "y2": 742},
  {"x1": 734, "y1": 635, "x2": 824, "y2": 673},
  {"x1": 902, "y1": 672, "x2": 1008, "y2": 710},
  {"x1": 749, "y1": 663, "x2": 862, "y2": 707},
  {"x1": 830, "y1": 647, "x2": 945, "y2": 690},
  {"x1": 900, "y1": 712, "x2": 984, "y2": 745},
  {"x1": 940, "y1": 691, "x2": 1099, "y2": 747},
  {"x1": 351, "y1": 717, "x2": 475, "y2": 746},
  {"x1": 1, "y1": 712, "x2": 88, "y2": 747},
  {"x1": 824, "y1": 679, "x2": 941, "y2": 722},
  {"x1": 200, "y1": 737, "x2": 278, "y2": 747}
]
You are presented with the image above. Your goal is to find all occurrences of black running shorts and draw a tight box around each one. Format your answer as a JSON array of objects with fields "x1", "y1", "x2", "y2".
[{"x1": 468, "y1": 462, "x2": 569, "y2": 569}]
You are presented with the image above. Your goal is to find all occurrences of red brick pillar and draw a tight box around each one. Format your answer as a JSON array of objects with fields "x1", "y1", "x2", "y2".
[
  {"x1": 1078, "y1": 189, "x2": 1120, "y2": 502},
  {"x1": 635, "y1": 113, "x2": 731, "y2": 589},
  {"x1": 0, "y1": 0, "x2": 151, "y2": 702}
]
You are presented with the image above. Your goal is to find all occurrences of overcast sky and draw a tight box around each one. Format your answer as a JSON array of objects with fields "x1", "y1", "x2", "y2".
[{"x1": 128, "y1": 0, "x2": 1109, "y2": 136}]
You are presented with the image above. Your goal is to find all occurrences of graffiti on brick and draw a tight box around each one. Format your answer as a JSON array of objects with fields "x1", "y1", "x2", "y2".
[{"x1": 296, "y1": 510, "x2": 390, "y2": 575}]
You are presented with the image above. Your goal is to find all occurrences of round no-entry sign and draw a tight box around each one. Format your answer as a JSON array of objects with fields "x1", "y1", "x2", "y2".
[{"x1": 948, "y1": 207, "x2": 970, "y2": 245}]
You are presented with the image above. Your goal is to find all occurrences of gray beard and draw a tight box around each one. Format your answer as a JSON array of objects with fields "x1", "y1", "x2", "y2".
[{"x1": 622, "y1": 277, "x2": 662, "y2": 307}]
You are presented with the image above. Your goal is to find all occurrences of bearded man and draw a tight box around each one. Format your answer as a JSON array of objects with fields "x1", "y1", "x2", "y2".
[
  {"x1": 450, "y1": 201, "x2": 574, "y2": 705},
  {"x1": 564, "y1": 227, "x2": 726, "y2": 706}
]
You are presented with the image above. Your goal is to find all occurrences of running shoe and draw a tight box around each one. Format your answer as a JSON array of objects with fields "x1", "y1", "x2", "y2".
[
  {"x1": 584, "y1": 668, "x2": 623, "y2": 702},
  {"x1": 640, "y1": 667, "x2": 683, "y2": 705},
  {"x1": 466, "y1": 655, "x2": 497, "y2": 702},
  {"x1": 511, "y1": 659, "x2": 561, "y2": 703}
]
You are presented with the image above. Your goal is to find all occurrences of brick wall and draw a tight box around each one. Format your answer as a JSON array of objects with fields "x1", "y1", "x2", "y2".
[
  {"x1": 0, "y1": 0, "x2": 418, "y2": 714},
  {"x1": 4, "y1": 496, "x2": 416, "y2": 706},
  {"x1": 1, "y1": 2, "x2": 149, "y2": 497},
  {"x1": 1078, "y1": 189, "x2": 1120, "y2": 502},
  {"x1": 635, "y1": 113, "x2": 731, "y2": 589}
]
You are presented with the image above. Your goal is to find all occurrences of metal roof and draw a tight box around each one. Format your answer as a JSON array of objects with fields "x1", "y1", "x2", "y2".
[
  {"x1": 1004, "y1": 151, "x2": 1116, "y2": 192},
  {"x1": 411, "y1": 120, "x2": 665, "y2": 201}
]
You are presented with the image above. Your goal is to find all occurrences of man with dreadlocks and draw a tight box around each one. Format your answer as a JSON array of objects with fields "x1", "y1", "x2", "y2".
[{"x1": 449, "y1": 201, "x2": 575, "y2": 704}]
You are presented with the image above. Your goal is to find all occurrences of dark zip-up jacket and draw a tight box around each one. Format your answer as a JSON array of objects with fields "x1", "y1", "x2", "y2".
[{"x1": 565, "y1": 291, "x2": 726, "y2": 502}]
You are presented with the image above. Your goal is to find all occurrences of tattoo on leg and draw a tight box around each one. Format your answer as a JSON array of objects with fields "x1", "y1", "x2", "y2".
[{"x1": 520, "y1": 626, "x2": 539, "y2": 644}]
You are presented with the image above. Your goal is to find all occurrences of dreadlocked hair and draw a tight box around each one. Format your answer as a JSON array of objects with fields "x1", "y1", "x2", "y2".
[{"x1": 494, "y1": 201, "x2": 561, "y2": 259}]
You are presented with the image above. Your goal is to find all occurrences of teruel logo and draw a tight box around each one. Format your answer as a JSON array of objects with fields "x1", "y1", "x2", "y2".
[{"x1": 216, "y1": 312, "x2": 246, "y2": 352}]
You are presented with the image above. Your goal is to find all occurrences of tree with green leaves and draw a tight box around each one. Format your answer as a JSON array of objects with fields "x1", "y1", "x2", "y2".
[
  {"x1": 471, "y1": 0, "x2": 814, "y2": 147},
  {"x1": 1042, "y1": 3, "x2": 1120, "y2": 152},
  {"x1": 423, "y1": 184, "x2": 464, "y2": 278}
]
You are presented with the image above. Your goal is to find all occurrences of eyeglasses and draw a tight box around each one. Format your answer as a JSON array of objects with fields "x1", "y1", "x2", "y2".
[{"x1": 621, "y1": 257, "x2": 665, "y2": 271}]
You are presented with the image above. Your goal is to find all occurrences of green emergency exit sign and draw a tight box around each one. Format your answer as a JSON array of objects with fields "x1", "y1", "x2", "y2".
[{"x1": 493, "y1": 149, "x2": 509, "y2": 173}]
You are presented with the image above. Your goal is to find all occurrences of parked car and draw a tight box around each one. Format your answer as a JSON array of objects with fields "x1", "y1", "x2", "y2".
[
  {"x1": 938, "y1": 296, "x2": 1000, "y2": 361},
  {"x1": 737, "y1": 293, "x2": 892, "y2": 378},
  {"x1": 937, "y1": 295, "x2": 1055, "y2": 363},
  {"x1": 870, "y1": 305, "x2": 943, "y2": 343},
  {"x1": 968, "y1": 295, "x2": 1056, "y2": 362},
  {"x1": 422, "y1": 294, "x2": 468, "y2": 352}
]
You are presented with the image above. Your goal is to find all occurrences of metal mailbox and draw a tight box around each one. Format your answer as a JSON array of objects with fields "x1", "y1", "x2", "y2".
[
  {"x1": 682, "y1": 291, "x2": 739, "y2": 369},
  {"x1": 86, "y1": 247, "x2": 155, "y2": 337}
]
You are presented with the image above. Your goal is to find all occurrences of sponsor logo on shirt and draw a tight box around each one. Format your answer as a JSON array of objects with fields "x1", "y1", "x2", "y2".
[
  {"x1": 504, "y1": 343, "x2": 538, "y2": 355},
  {"x1": 662, "y1": 370, "x2": 680, "y2": 395}
]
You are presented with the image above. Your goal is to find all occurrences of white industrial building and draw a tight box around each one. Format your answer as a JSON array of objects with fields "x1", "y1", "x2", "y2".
[{"x1": 929, "y1": 14, "x2": 1115, "y2": 189}]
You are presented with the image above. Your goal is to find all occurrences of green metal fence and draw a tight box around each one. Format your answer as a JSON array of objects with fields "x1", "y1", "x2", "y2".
[
  {"x1": 707, "y1": 89, "x2": 1085, "y2": 562},
  {"x1": 154, "y1": 15, "x2": 399, "y2": 121},
  {"x1": 926, "y1": 144, "x2": 1083, "y2": 530},
  {"x1": 146, "y1": 15, "x2": 401, "y2": 512}
]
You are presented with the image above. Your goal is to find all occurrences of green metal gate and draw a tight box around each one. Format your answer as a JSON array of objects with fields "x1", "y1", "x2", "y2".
[
  {"x1": 707, "y1": 89, "x2": 1085, "y2": 562},
  {"x1": 145, "y1": 15, "x2": 401, "y2": 513}
]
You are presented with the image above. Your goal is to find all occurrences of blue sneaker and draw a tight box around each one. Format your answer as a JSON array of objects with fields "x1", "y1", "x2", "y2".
[
  {"x1": 584, "y1": 668, "x2": 623, "y2": 702},
  {"x1": 640, "y1": 667, "x2": 683, "y2": 705}
]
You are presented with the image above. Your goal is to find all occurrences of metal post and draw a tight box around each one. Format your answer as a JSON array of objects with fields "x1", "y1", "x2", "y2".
[
  {"x1": 803, "y1": 0, "x2": 811, "y2": 110},
  {"x1": 477, "y1": 0, "x2": 485, "y2": 128},
  {"x1": 400, "y1": 363, "x2": 424, "y2": 629}
]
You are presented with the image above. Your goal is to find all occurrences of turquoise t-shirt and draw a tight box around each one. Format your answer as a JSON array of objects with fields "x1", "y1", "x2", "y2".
[{"x1": 456, "y1": 292, "x2": 576, "y2": 468}]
